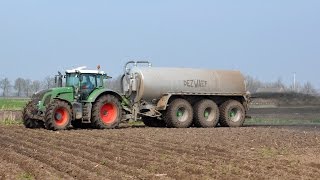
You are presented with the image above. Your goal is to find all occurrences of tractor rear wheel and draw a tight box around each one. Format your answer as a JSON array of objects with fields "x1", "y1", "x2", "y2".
[
  {"x1": 45, "y1": 100, "x2": 72, "y2": 130},
  {"x1": 164, "y1": 98, "x2": 193, "y2": 128},
  {"x1": 193, "y1": 99, "x2": 219, "y2": 128},
  {"x1": 22, "y1": 101, "x2": 44, "y2": 128},
  {"x1": 91, "y1": 95, "x2": 122, "y2": 129},
  {"x1": 219, "y1": 100, "x2": 245, "y2": 127},
  {"x1": 142, "y1": 117, "x2": 166, "y2": 127}
]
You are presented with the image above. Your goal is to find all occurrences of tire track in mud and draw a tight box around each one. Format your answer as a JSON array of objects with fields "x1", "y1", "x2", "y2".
[
  {"x1": 19, "y1": 129, "x2": 300, "y2": 177},
  {"x1": 0, "y1": 141, "x2": 73, "y2": 179},
  {"x1": 0, "y1": 158, "x2": 25, "y2": 180},
  {"x1": 2, "y1": 126, "x2": 320, "y2": 179},
  {"x1": 62, "y1": 129, "x2": 320, "y2": 179},
  {"x1": 42, "y1": 129, "x2": 260, "y2": 179},
  {"x1": 0, "y1": 134, "x2": 108, "y2": 180},
  {"x1": 7, "y1": 128, "x2": 219, "y2": 179},
  {"x1": 5, "y1": 128, "x2": 174, "y2": 180},
  {"x1": 1, "y1": 128, "x2": 148, "y2": 180}
]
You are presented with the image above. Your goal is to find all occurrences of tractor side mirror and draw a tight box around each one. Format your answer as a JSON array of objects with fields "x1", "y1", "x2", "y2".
[{"x1": 106, "y1": 75, "x2": 112, "y2": 79}]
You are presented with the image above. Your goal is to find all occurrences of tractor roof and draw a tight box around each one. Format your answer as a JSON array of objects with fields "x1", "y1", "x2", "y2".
[{"x1": 66, "y1": 66, "x2": 106, "y2": 74}]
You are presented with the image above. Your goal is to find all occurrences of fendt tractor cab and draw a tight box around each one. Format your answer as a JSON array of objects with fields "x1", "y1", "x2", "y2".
[{"x1": 23, "y1": 66, "x2": 125, "y2": 130}]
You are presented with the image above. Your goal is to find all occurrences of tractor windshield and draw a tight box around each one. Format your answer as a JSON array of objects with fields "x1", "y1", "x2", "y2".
[{"x1": 66, "y1": 73, "x2": 80, "y2": 87}]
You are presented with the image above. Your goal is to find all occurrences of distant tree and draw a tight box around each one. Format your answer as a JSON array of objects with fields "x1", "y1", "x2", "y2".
[
  {"x1": 24, "y1": 79, "x2": 32, "y2": 97},
  {"x1": 31, "y1": 80, "x2": 41, "y2": 94},
  {"x1": 301, "y1": 82, "x2": 317, "y2": 95},
  {"x1": 42, "y1": 76, "x2": 55, "y2": 89},
  {"x1": 245, "y1": 75, "x2": 263, "y2": 93},
  {"x1": 0, "y1": 78, "x2": 11, "y2": 97},
  {"x1": 273, "y1": 78, "x2": 285, "y2": 89},
  {"x1": 106, "y1": 75, "x2": 122, "y2": 93},
  {"x1": 14, "y1": 78, "x2": 26, "y2": 97}
]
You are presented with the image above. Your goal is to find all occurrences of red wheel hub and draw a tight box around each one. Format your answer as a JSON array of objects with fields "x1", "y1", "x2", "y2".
[
  {"x1": 100, "y1": 103, "x2": 117, "y2": 124},
  {"x1": 54, "y1": 108, "x2": 69, "y2": 126}
]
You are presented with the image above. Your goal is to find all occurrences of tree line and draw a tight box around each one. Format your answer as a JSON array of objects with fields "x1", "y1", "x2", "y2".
[
  {"x1": 0, "y1": 75, "x2": 318, "y2": 97},
  {"x1": 245, "y1": 76, "x2": 318, "y2": 95},
  {"x1": 0, "y1": 77, "x2": 55, "y2": 97}
]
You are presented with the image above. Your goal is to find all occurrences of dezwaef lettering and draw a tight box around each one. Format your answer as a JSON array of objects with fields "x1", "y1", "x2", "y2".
[{"x1": 184, "y1": 80, "x2": 208, "y2": 88}]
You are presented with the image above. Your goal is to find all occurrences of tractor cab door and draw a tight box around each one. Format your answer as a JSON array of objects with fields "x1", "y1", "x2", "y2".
[{"x1": 80, "y1": 74, "x2": 97, "y2": 100}]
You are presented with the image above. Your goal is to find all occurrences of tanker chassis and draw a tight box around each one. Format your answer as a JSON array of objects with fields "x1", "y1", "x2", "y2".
[{"x1": 23, "y1": 61, "x2": 250, "y2": 130}]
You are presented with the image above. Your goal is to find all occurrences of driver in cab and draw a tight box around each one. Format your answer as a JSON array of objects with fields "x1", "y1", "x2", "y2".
[{"x1": 81, "y1": 75, "x2": 94, "y2": 90}]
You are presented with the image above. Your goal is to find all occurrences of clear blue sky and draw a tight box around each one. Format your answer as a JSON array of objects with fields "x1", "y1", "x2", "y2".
[{"x1": 0, "y1": 1, "x2": 319, "y2": 88}]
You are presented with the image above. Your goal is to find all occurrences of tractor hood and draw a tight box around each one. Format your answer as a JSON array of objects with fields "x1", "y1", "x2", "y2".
[
  {"x1": 35, "y1": 87, "x2": 74, "y2": 112},
  {"x1": 32, "y1": 89, "x2": 52, "y2": 102}
]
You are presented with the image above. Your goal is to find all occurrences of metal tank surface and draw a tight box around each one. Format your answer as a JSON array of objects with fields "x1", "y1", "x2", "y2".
[{"x1": 123, "y1": 65, "x2": 246, "y2": 103}]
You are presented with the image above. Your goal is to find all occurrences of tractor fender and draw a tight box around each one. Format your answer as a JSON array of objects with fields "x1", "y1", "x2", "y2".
[{"x1": 86, "y1": 88, "x2": 123, "y2": 103}]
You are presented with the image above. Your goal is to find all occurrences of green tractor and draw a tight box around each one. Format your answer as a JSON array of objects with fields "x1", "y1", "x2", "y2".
[{"x1": 23, "y1": 66, "x2": 127, "y2": 130}]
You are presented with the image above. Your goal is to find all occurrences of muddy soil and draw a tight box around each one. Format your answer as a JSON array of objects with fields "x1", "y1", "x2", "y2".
[{"x1": 0, "y1": 125, "x2": 320, "y2": 180}]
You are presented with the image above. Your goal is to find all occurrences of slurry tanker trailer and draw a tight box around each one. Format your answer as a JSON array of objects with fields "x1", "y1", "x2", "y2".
[{"x1": 23, "y1": 61, "x2": 249, "y2": 130}]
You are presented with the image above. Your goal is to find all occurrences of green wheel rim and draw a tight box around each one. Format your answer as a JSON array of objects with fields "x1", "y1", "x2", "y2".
[
  {"x1": 204, "y1": 110, "x2": 210, "y2": 118},
  {"x1": 176, "y1": 107, "x2": 189, "y2": 122}
]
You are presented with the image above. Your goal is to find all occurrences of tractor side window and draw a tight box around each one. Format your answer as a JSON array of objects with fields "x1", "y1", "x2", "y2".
[{"x1": 66, "y1": 73, "x2": 79, "y2": 87}]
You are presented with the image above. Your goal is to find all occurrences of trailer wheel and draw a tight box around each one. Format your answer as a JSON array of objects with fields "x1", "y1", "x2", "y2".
[
  {"x1": 45, "y1": 100, "x2": 72, "y2": 130},
  {"x1": 23, "y1": 101, "x2": 45, "y2": 128},
  {"x1": 165, "y1": 98, "x2": 193, "y2": 128},
  {"x1": 193, "y1": 99, "x2": 219, "y2": 128},
  {"x1": 91, "y1": 95, "x2": 122, "y2": 129},
  {"x1": 219, "y1": 100, "x2": 245, "y2": 127},
  {"x1": 142, "y1": 117, "x2": 166, "y2": 127}
]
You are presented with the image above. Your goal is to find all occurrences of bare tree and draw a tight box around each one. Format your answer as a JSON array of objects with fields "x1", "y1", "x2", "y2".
[
  {"x1": 24, "y1": 79, "x2": 32, "y2": 97},
  {"x1": 301, "y1": 82, "x2": 317, "y2": 95},
  {"x1": 106, "y1": 75, "x2": 123, "y2": 93},
  {"x1": 0, "y1": 78, "x2": 11, "y2": 97},
  {"x1": 245, "y1": 75, "x2": 263, "y2": 93},
  {"x1": 42, "y1": 76, "x2": 55, "y2": 89},
  {"x1": 14, "y1": 78, "x2": 26, "y2": 97},
  {"x1": 31, "y1": 80, "x2": 41, "y2": 94},
  {"x1": 273, "y1": 78, "x2": 285, "y2": 89}
]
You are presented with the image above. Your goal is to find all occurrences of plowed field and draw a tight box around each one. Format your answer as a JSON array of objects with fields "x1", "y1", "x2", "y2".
[{"x1": 1, "y1": 125, "x2": 320, "y2": 179}]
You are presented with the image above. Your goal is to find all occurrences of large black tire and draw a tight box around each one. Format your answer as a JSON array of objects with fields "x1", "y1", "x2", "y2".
[
  {"x1": 45, "y1": 100, "x2": 72, "y2": 130},
  {"x1": 91, "y1": 95, "x2": 122, "y2": 129},
  {"x1": 219, "y1": 100, "x2": 245, "y2": 127},
  {"x1": 164, "y1": 98, "x2": 193, "y2": 128},
  {"x1": 22, "y1": 101, "x2": 44, "y2": 128},
  {"x1": 142, "y1": 117, "x2": 166, "y2": 127},
  {"x1": 193, "y1": 99, "x2": 219, "y2": 128}
]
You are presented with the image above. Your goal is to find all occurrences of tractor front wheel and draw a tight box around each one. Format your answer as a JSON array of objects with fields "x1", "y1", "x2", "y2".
[
  {"x1": 45, "y1": 100, "x2": 72, "y2": 130},
  {"x1": 91, "y1": 95, "x2": 122, "y2": 129},
  {"x1": 22, "y1": 101, "x2": 44, "y2": 128}
]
